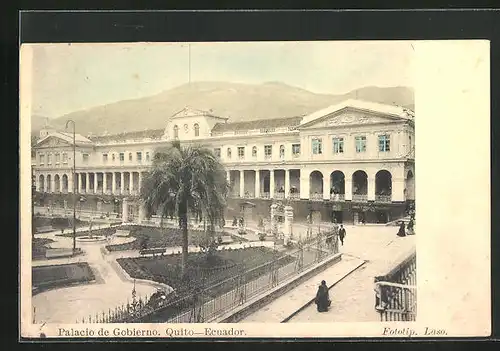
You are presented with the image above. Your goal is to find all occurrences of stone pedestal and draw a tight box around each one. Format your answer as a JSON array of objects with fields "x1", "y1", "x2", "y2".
[
  {"x1": 270, "y1": 203, "x2": 278, "y2": 237},
  {"x1": 138, "y1": 202, "x2": 145, "y2": 223},
  {"x1": 283, "y1": 205, "x2": 294, "y2": 245},
  {"x1": 122, "y1": 198, "x2": 129, "y2": 223}
]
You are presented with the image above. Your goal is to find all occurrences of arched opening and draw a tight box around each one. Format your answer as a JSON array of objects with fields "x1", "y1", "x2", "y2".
[
  {"x1": 227, "y1": 148, "x2": 232, "y2": 159},
  {"x1": 173, "y1": 125, "x2": 179, "y2": 139},
  {"x1": 62, "y1": 174, "x2": 69, "y2": 193},
  {"x1": 252, "y1": 146, "x2": 257, "y2": 157},
  {"x1": 194, "y1": 123, "x2": 200, "y2": 137},
  {"x1": 46, "y1": 175, "x2": 51, "y2": 192},
  {"x1": 38, "y1": 175, "x2": 45, "y2": 192},
  {"x1": 279, "y1": 145, "x2": 285, "y2": 159},
  {"x1": 330, "y1": 171, "x2": 345, "y2": 200},
  {"x1": 406, "y1": 170, "x2": 415, "y2": 200},
  {"x1": 309, "y1": 170, "x2": 323, "y2": 200},
  {"x1": 352, "y1": 170, "x2": 368, "y2": 201},
  {"x1": 54, "y1": 174, "x2": 61, "y2": 193},
  {"x1": 375, "y1": 170, "x2": 392, "y2": 202}
]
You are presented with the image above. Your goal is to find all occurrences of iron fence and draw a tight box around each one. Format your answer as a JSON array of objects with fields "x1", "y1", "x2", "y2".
[
  {"x1": 82, "y1": 227, "x2": 340, "y2": 324},
  {"x1": 374, "y1": 250, "x2": 416, "y2": 321}
]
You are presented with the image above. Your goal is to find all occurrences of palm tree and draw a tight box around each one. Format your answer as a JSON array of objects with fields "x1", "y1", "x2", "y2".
[{"x1": 140, "y1": 141, "x2": 229, "y2": 275}]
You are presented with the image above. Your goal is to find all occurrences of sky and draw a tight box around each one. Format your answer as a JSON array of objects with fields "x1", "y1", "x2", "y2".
[{"x1": 27, "y1": 41, "x2": 415, "y2": 118}]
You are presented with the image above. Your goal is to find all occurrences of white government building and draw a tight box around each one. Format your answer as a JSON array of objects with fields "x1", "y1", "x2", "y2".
[{"x1": 32, "y1": 99, "x2": 415, "y2": 224}]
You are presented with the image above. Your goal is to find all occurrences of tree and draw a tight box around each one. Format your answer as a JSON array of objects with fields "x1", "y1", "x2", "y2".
[{"x1": 140, "y1": 141, "x2": 229, "y2": 275}]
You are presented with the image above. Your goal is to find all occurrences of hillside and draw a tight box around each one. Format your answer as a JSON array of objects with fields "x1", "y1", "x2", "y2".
[{"x1": 31, "y1": 82, "x2": 414, "y2": 136}]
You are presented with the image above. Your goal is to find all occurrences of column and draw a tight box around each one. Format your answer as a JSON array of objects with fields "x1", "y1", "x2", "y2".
[
  {"x1": 345, "y1": 178, "x2": 353, "y2": 201},
  {"x1": 269, "y1": 170, "x2": 275, "y2": 198},
  {"x1": 94, "y1": 172, "x2": 98, "y2": 194},
  {"x1": 368, "y1": 176, "x2": 376, "y2": 201},
  {"x1": 138, "y1": 201, "x2": 145, "y2": 222},
  {"x1": 35, "y1": 175, "x2": 40, "y2": 192},
  {"x1": 50, "y1": 175, "x2": 55, "y2": 193},
  {"x1": 138, "y1": 172, "x2": 143, "y2": 193},
  {"x1": 122, "y1": 198, "x2": 129, "y2": 222},
  {"x1": 86, "y1": 173, "x2": 90, "y2": 193},
  {"x1": 121, "y1": 172, "x2": 125, "y2": 195},
  {"x1": 255, "y1": 170, "x2": 260, "y2": 198},
  {"x1": 226, "y1": 170, "x2": 230, "y2": 182},
  {"x1": 103, "y1": 172, "x2": 107, "y2": 194},
  {"x1": 392, "y1": 178, "x2": 405, "y2": 202},
  {"x1": 284, "y1": 169, "x2": 290, "y2": 198},
  {"x1": 78, "y1": 173, "x2": 82, "y2": 193},
  {"x1": 68, "y1": 173, "x2": 74, "y2": 193},
  {"x1": 323, "y1": 175, "x2": 330, "y2": 200},
  {"x1": 129, "y1": 172, "x2": 134, "y2": 194},
  {"x1": 112, "y1": 172, "x2": 116, "y2": 195},
  {"x1": 239, "y1": 170, "x2": 245, "y2": 198},
  {"x1": 300, "y1": 170, "x2": 310, "y2": 199},
  {"x1": 283, "y1": 205, "x2": 294, "y2": 244}
]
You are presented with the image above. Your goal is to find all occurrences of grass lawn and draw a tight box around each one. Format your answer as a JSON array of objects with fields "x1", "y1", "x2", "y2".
[
  {"x1": 117, "y1": 246, "x2": 295, "y2": 321},
  {"x1": 32, "y1": 238, "x2": 55, "y2": 260},
  {"x1": 106, "y1": 226, "x2": 242, "y2": 252},
  {"x1": 32, "y1": 262, "x2": 95, "y2": 293}
]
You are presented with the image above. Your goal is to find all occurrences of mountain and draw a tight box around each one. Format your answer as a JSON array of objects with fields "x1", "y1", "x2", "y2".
[{"x1": 32, "y1": 82, "x2": 414, "y2": 136}]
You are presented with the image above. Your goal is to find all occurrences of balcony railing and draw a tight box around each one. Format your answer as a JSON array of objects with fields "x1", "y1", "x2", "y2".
[
  {"x1": 330, "y1": 194, "x2": 345, "y2": 201},
  {"x1": 275, "y1": 193, "x2": 285, "y2": 200},
  {"x1": 375, "y1": 194, "x2": 392, "y2": 203},
  {"x1": 374, "y1": 251, "x2": 416, "y2": 321},
  {"x1": 289, "y1": 193, "x2": 300, "y2": 200},
  {"x1": 260, "y1": 192, "x2": 270, "y2": 199},
  {"x1": 352, "y1": 194, "x2": 368, "y2": 202},
  {"x1": 310, "y1": 193, "x2": 323, "y2": 201}
]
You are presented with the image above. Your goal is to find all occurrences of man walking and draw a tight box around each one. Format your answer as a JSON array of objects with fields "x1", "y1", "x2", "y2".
[{"x1": 339, "y1": 225, "x2": 346, "y2": 246}]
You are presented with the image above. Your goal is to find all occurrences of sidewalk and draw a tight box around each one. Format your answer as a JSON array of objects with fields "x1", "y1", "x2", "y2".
[{"x1": 239, "y1": 255, "x2": 365, "y2": 323}]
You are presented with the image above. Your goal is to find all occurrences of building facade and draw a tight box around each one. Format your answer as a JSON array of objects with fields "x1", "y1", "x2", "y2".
[{"x1": 32, "y1": 99, "x2": 415, "y2": 224}]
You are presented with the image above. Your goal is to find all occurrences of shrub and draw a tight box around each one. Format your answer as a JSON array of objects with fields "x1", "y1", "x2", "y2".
[{"x1": 258, "y1": 232, "x2": 266, "y2": 241}]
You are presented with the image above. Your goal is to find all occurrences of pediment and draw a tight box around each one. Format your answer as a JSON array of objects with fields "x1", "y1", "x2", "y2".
[
  {"x1": 300, "y1": 108, "x2": 402, "y2": 129},
  {"x1": 35, "y1": 136, "x2": 72, "y2": 148}
]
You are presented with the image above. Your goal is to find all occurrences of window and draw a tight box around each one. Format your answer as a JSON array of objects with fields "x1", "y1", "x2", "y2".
[
  {"x1": 82, "y1": 153, "x2": 89, "y2": 163},
  {"x1": 292, "y1": 144, "x2": 301, "y2": 157},
  {"x1": 333, "y1": 137, "x2": 344, "y2": 154},
  {"x1": 173, "y1": 125, "x2": 179, "y2": 139},
  {"x1": 62, "y1": 153, "x2": 68, "y2": 163},
  {"x1": 47, "y1": 154, "x2": 52, "y2": 164},
  {"x1": 194, "y1": 123, "x2": 200, "y2": 137},
  {"x1": 378, "y1": 134, "x2": 390, "y2": 152},
  {"x1": 355, "y1": 136, "x2": 367, "y2": 153},
  {"x1": 252, "y1": 146, "x2": 257, "y2": 157},
  {"x1": 214, "y1": 148, "x2": 221, "y2": 158},
  {"x1": 103, "y1": 153, "x2": 108, "y2": 163},
  {"x1": 112, "y1": 153, "x2": 116, "y2": 161},
  {"x1": 55, "y1": 153, "x2": 60, "y2": 163},
  {"x1": 227, "y1": 148, "x2": 232, "y2": 159},
  {"x1": 237, "y1": 147, "x2": 245, "y2": 159},
  {"x1": 146, "y1": 152, "x2": 150, "y2": 161},
  {"x1": 129, "y1": 152, "x2": 133, "y2": 161},
  {"x1": 119, "y1": 153, "x2": 125, "y2": 162},
  {"x1": 39, "y1": 154, "x2": 45, "y2": 165},
  {"x1": 136, "y1": 152, "x2": 142, "y2": 162},
  {"x1": 312, "y1": 138, "x2": 322, "y2": 155},
  {"x1": 279, "y1": 145, "x2": 285, "y2": 159},
  {"x1": 264, "y1": 145, "x2": 272, "y2": 158}
]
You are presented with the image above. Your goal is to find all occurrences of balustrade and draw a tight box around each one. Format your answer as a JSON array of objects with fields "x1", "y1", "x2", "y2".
[
  {"x1": 330, "y1": 194, "x2": 345, "y2": 201},
  {"x1": 310, "y1": 193, "x2": 323, "y2": 201},
  {"x1": 375, "y1": 194, "x2": 392, "y2": 203},
  {"x1": 352, "y1": 194, "x2": 368, "y2": 202}
]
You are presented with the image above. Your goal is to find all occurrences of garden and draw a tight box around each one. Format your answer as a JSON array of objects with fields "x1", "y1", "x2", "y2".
[
  {"x1": 116, "y1": 246, "x2": 296, "y2": 321},
  {"x1": 32, "y1": 262, "x2": 95, "y2": 294},
  {"x1": 105, "y1": 225, "x2": 243, "y2": 252},
  {"x1": 32, "y1": 238, "x2": 55, "y2": 260},
  {"x1": 34, "y1": 216, "x2": 89, "y2": 231}
]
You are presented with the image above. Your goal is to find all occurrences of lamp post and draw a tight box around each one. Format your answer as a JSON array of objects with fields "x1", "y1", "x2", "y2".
[{"x1": 65, "y1": 120, "x2": 77, "y2": 254}]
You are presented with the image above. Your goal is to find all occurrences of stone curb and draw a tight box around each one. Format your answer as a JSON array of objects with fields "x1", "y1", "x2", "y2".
[{"x1": 280, "y1": 260, "x2": 366, "y2": 323}]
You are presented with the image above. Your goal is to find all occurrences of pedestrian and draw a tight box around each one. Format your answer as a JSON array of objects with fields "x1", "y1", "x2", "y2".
[
  {"x1": 339, "y1": 225, "x2": 346, "y2": 246},
  {"x1": 407, "y1": 218, "x2": 415, "y2": 235},
  {"x1": 232, "y1": 216, "x2": 238, "y2": 227},
  {"x1": 397, "y1": 221, "x2": 406, "y2": 237},
  {"x1": 315, "y1": 280, "x2": 331, "y2": 312}
]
